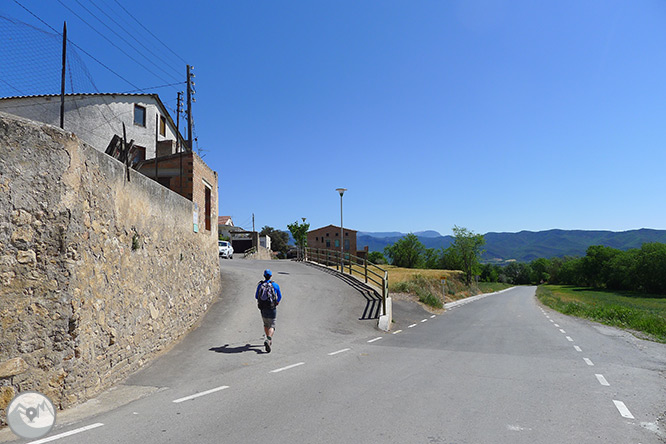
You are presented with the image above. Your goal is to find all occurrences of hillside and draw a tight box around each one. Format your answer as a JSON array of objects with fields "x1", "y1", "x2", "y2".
[{"x1": 358, "y1": 228, "x2": 666, "y2": 263}]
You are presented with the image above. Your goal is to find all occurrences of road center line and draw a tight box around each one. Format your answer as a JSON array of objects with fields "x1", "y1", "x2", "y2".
[
  {"x1": 328, "y1": 348, "x2": 351, "y2": 356},
  {"x1": 584, "y1": 358, "x2": 594, "y2": 366},
  {"x1": 613, "y1": 400, "x2": 635, "y2": 419},
  {"x1": 595, "y1": 374, "x2": 610, "y2": 386},
  {"x1": 367, "y1": 337, "x2": 382, "y2": 343},
  {"x1": 270, "y1": 362, "x2": 305, "y2": 373},
  {"x1": 173, "y1": 385, "x2": 229, "y2": 403},
  {"x1": 408, "y1": 324, "x2": 417, "y2": 328},
  {"x1": 27, "y1": 423, "x2": 105, "y2": 444},
  {"x1": 574, "y1": 345, "x2": 582, "y2": 352}
]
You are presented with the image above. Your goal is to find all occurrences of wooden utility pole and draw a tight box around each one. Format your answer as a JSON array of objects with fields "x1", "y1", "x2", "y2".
[
  {"x1": 186, "y1": 65, "x2": 193, "y2": 152},
  {"x1": 60, "y1": 22, "x2": 67, "y2": 129},
  {"x1": 176, "y1": 91, "x2": 182, "y2": 153}
]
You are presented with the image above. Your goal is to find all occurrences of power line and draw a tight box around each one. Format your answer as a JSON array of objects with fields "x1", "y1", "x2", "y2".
[
  {"x1": 55, "y1": 0, "x2": 178, "y2": 87},
  {"x1": 12, "y1": 0, "x2": 142, "y2": 91},
  {"x1": 87, "y1": 0, "x2": 184, "y2": 79},
  {"x1": 112, "y1": 0, "x2": 188, "y2": 65},
  {"x1": 72, "y1": 0, "x2": 182, "y2": 83}
]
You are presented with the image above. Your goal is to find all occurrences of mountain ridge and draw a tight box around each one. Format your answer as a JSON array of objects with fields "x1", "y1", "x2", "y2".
[{"x1": 357, "y1": 228, "x2": 666, "y2": 262}]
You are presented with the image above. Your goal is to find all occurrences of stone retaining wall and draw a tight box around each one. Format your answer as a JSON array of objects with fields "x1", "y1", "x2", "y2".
[{"x1": 0, "y1": 113, "x2": 221, "y2": 424}]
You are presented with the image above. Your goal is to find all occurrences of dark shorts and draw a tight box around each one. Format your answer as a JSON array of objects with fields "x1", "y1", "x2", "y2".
[{"x1": 260, "y1": 308, "x2": 277, "y2": 329}]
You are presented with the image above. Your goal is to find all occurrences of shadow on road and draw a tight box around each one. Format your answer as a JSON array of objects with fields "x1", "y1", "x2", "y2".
[
  {"x1": 209, "y1": 344, "x2": 266, "y2": 354},
  {"x1": 301, "y1": 261, "x2": 383, "y2": 320}
]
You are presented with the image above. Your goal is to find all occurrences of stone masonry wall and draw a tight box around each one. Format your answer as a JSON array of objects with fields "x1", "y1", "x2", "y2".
[{"x1": 0, "y1": 113, "x2": 221, "y2": 424}]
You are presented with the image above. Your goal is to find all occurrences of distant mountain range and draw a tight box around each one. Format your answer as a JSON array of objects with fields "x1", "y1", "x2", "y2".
[{"x1": 358, "y1": 229, "x2": 666, "y2": 263}]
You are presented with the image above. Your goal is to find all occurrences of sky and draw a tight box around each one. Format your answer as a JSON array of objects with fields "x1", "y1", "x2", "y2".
[{"x1": 2, "y1": 1, "x2": 666, "y2": 236}]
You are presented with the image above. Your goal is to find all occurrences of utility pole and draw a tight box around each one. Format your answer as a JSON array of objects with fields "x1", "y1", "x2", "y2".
[
  {"x1": 176, "y1": 91, "x2": 182, "y2": 153},
  {"x1": 60, "y1": 22, "x2": 67, "y2": 129},
  {"x1": 186, "y1": 65, "x2": 194, "y2": 152}
]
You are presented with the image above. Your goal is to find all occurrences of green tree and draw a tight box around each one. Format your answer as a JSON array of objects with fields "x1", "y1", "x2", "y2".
[
  {"x1": 367, "y1": 251, "x2": 387, "y2": 264},
  {"x1": 384, "y1": 233, "x2": 425, "y2": 268},
  {"x1": 530, "y1": 258, "x2": 551, "y2": 284},
  {"x1": 287, "y1": 220, "x2": 310, "y2": 257},
  {"x1": 449, "y1": 226, "x2": 485, "y2": 285},
  {"x1": 635, "y1": 243, "x2": 666, "y2": 294},
  {"x1": 260, "y1": 226, "x2": 289, "y2": 258}
]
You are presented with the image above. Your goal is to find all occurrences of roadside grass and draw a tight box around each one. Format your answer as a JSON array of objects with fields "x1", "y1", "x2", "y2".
[
  {"x1": 477, "y1": 282, "x2": 514, "y2": 293},
  {"x1": 537, "y1": 285, "x2": 666, "y2": 343}
]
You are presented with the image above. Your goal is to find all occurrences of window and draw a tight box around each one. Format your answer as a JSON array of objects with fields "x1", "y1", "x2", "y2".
[
  {"x1": 344, "y1": 239, "x2": 350, "y2": 251},
  {"x1": 335, "y1": 239, "x2": 340, "y2": 248},
  {"x1": 134, "y1": 105, "x2": 146, "y2": 126},
  {"x1": 326, "y1": 239, "x2": 331, "y2": 248},
  {"x1": 131, "y1": 146, "x2": 145, "y2": 165},
  {"x1": 159, "y1": 116, "x2": 166, "y2": 136},
  {"x1": 204, "y1": 185, "x2": 212, "y2": 231}
]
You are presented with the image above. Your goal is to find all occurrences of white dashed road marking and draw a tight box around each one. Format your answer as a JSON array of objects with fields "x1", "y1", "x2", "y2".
[
  {"x1": 613, "y1": 400, "x2": 635, "y2": 419},
  {"x1": 554, "y1": 324, "x2": 560, "y2": 327},
  {"x1": 559, "y1": 329, "x2": 566, "y2": 333},
  {"x1": 328, "y1": 348, "x2": 351, "y2": 356},
  {"x1": 566, "y1": 336, "x2": 574, "y2": 342},
  {"x1": 27, "y1": 423, "x2": 104, "y2": 444},
  {"x1": 583, "y1": 358, "x2": 594, "y2": 366},
  {"x1": 408, "y1": 324, "x2": 417, "y2": 328},
  {"x1": 421, "y1": 319, "x2": 428, "y2": 323},
  {"x1": 595, "y1": 374, "x2": 610, "y2": 386},
  {"x1": 270, "y1": 362, "x2": 305, "y2": 373},
  {"x1": 392, "y1": 330, "x2": 403, "y2": 335},
  {"x1": 574, "y1": 345, "x2": 582, "y2": 352},
  {"x1": 367, "y1": 337, "x2": 382, "y2": 343},
  {"x1": 173, "y1": 385, "x2": 229, "y2": 403}
]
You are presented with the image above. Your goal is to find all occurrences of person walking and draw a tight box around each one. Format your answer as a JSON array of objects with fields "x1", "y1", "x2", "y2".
[{"x1": 255, "y1": 269, "x2": 282, "y2": 353}]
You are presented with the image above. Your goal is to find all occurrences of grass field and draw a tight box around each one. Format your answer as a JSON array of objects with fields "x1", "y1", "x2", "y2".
[{"x1": 536, "y1": 285, "x2": 666, "y2": 343}]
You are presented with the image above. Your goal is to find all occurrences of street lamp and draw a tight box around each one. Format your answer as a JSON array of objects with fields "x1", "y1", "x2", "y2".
[{"x1": 336, "y1": 188, "x2": 347, "y2": 271}]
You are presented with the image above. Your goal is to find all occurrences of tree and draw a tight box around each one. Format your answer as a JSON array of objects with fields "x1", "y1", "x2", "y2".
[
  {"x1": 367, "y1": 251, "x2": 387, "y2": 265},
  {"x1": 260, "y1": 226, "x2": 289, "y2": 258},
  {"x1": 384, "y1": 233, "x2": 425, "y2": 268},
  {"x1": 449, "y1": 226, "x2": 485, "y2": 285},
  {"x1": 287, "y1": 220, "x2": 310, "y2": 258}
]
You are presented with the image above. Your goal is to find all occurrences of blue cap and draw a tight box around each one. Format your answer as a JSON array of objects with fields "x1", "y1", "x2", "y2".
[{"x1": 264, "y1": 269, "x2": 272, "y2": 278}]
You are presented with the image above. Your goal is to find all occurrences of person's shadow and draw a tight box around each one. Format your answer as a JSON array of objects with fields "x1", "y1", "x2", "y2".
[{"x1": 209, "y1": 344, "x2": 266, "y2": 354}]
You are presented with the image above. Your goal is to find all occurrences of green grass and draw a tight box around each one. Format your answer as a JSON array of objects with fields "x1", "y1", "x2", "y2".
[
  {"x1": 537, "y1": 285, "x2": 666, "y2": 343},
  {"x1": 391, "y1": 275, "x2": 443, "y2": 309},
  {"x1": 477, "y1": 282, "x2": 514, "y2": 293}
]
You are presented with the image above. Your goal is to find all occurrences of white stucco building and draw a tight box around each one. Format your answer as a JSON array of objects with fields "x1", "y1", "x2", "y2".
[{"x1": 0, "y1": 93, "x2": 186, "y2": 161}]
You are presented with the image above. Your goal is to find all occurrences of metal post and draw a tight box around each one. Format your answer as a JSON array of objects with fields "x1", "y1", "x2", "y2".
[
  {"x1": 60, "y1": 22, "x2": 67, "y2": 129},
  {"x1": 382, "y1": 270, "x2": 388, "y2": 316},
  {"x1": 186, "y1": 65, "x2": 193, "y2": 151},
  {"x1": 364, "y1": 258, "x2": 368, "y2": 283}
]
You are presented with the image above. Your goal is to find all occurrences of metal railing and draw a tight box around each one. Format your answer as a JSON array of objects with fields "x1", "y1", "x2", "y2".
[{"x1": 304, "y1": 247, "x2": 389, "y2": 316}]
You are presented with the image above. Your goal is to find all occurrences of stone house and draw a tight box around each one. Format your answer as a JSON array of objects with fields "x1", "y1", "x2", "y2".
[
  {"x1": 0, "y1": 93, "x2": 185, "y2": 161},
  {"x1": 0, "y1": 93, "x2": 218, "y2": 238}
]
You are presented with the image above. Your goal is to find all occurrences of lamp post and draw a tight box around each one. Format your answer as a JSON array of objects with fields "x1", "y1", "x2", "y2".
[
  {"x1": 301, "y1": 217, "x2": 306, "y2": 261},
  {"x1": 336, "y1": 188, "x2": 347, "y2": 271}
]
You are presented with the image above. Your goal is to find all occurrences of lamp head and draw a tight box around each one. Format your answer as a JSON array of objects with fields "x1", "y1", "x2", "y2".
[{"x1": 336, "y1": 188, "x2": 347, "y2": 197}]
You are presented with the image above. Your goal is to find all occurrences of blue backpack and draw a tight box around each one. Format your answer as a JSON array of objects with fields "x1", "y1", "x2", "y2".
[{"x1": 257, "y1": 281, "x2": 277, "y2": 310}]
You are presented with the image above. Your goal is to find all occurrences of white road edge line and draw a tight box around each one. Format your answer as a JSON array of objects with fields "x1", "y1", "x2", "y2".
[
  {"x1": 595, "y1": 374, "x2": 610, "y2": 386},
  {"x1": 270, "y1": 362, "x2": 305, "y2": 373},
  {"x1": 566, "y1": 336, "x2": 574, "y2": 342},
  {"x1": 430, "y1": 315, "x2": 436, "y2": 318},
  {"x1": 421, "y1": 319, "x2": 428, "y2": 323},
  {"x1": 584, "y1": 358, "x2": 594, "y2": 366},
  {"x1": 574, "y1": 345, "x2": 582, "y2": 352},
  {"x1": 27, "y1": 423, "x2": 104, "y2": 444},
  {"x1": 613, "y1": 400, "x2": 635, "y2": 419},
  {"x1": 328, "y1": 348, "x2": 351, "y2": 356},
  {"x1": 367, "y1": 337, "x2": 382, "y2": 343},
  {"x1": 559, "y1": 329, "x2": 566, "y2": 333},
  {"x1": 554, "y1": 324, "x2": 560, "y2": 327},
  {"x1": 392, "y1": 330, "x2": 403, "y2": 335},
  {"x1": 408, "y1": 324, "x2": 417, "y2": 328},
  {"x1": 173, "y1": 385, "x2": 229, "y2": 403}
]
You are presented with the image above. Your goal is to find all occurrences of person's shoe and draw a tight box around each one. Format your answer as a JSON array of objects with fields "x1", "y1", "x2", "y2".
[{"x1": 264, "y1": 339, "x2": 271, "y2": 353}]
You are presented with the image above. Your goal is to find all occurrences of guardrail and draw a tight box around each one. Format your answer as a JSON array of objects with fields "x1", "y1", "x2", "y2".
[
  {"x1": 243, "y1": 246, "x2": 257, "y2": 258},
  {"x1": 303, "y1": 247, "x2": 388, "y2": 316}
]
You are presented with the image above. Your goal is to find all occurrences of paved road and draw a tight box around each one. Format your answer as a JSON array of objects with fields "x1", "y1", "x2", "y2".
[{"x1": 5, "y1": 260, "x2": 666, "y2": 443}]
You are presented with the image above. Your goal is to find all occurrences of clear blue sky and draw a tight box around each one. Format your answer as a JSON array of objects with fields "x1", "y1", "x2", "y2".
[{"x1": 3, "y1": 1, "x2": 666, "y2": 236}]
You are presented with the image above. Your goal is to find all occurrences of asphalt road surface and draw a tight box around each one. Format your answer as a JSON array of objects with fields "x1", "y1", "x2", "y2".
[{"x1": 5, "y1": 259, "x2": 666, "y2": 443}]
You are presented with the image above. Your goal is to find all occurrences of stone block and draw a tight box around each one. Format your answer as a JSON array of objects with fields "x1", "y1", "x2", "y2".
[{"x1": 0, "y1": 357, "x2": 28, "y2": 378}]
